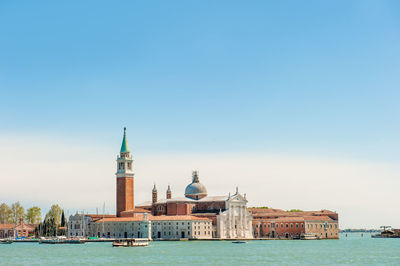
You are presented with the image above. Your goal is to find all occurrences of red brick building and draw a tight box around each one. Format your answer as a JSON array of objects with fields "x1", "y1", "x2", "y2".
[
  {"x1": 250, "y1": 208, "x2": 339, "y2": 239},
  {"x1": 0, "y1": 221, "x2": 35, "y2": 239}
]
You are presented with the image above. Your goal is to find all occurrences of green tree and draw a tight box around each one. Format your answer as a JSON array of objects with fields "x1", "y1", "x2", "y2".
[
  {"x1": 45, "y1": 204, "x2": 62, "y2": 225},
  {"x1": 288, "y1": 209, "x2": 303, "y2": 212},
  {"x1": 26, "y1": 206, "x2": 42, "y2": 224},
  {"x1": 11, "y1": 202, "x2": 26, "y2": 223},
  {"x1": 60, "y1": 210, "x2": 66, "y2": 227},
  {"x1": 0, "y1": 203, "x2": 12, "y2": 223}
]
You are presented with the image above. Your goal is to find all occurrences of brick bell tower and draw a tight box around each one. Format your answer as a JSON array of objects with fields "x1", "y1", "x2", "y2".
[{"x1": 116, "y1": 127, "x2": 134, "y2": 217}]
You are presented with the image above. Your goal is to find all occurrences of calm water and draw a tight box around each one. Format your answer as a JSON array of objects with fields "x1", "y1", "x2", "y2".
[{"x1": 1, "y1": 233, "x2": 399, "y2": 265}]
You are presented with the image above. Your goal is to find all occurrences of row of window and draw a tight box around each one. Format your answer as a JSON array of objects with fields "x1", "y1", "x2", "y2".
[
  {"x1": 308, "y1": 223, "x2": 338, "y2": 229},
  {"x1": 256, "y1": 223, "x2": 304, "y2": 229},
  {"x1": 194, "y1": 231, "x2": 211, "y2": 235}
]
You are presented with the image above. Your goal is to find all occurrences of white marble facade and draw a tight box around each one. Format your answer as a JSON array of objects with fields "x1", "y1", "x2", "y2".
[{"x1": 217, "y1": 189, "x2": 253, "y2": 239}]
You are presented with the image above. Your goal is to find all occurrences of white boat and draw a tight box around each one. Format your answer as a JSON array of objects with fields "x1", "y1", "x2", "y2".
[
  {"x1": 113, "y1": 238, "x2": 149, "y2": 247},
  {"x1": 301, "y1": 233, "x2": 318, "y2": 240}
]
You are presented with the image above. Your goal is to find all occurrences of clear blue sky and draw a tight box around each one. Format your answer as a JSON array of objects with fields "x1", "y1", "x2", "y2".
[{"x1": 1, "y1": 0, "x2": 400, "y2": 161}]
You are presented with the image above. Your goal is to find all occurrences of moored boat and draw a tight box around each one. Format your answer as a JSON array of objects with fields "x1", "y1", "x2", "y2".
[
  {"x1": 232, "y1": 241, "x2": 247, "y2": 244},
  {"x1": 39, "y1": 238, "x2": 85, "y2": 244},
  {"x1": 112, "y1": 238, "x2": 149, "y2": 247},
  {"x1": 0, "y1": 239, "x2": 13, "y2": 244},
  {"x1": 301, "y1": 233, "x2": 318, "y2": 240}
]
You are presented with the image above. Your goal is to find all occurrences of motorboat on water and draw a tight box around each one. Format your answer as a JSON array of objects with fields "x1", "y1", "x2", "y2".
[
  {"x1": 112, "y1": 238, "x2": 149, "y2": 247},
  {"x1": 0, "y1": 239, "x2": 13, "y2": 244},
  {"x1": 232, "y1": 241, "x2": 247, "y2": 244}
]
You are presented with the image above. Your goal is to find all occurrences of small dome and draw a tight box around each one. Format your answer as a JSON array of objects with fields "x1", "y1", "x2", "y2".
[{"x1": 185, "y1": 171, "x2": 207, "y2": 200}]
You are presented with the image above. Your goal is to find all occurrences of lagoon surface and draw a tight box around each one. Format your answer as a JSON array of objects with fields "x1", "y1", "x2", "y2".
[{"x1": 1, "y1": 233, "x2": 399, "y2": 265}]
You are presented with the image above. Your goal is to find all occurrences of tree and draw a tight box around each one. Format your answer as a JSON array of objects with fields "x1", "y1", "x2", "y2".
[
  {"x1": 11, "y1": 202, "x2": 26, "y2": 223},
  {"x1": 45, "y1": 205, "x2": 62, "y2": 225},
  {"x1": 288, "y1": 209, "x2": 303, "y2": 212},
  {"x1": 26, "y1": 206, "x2": 42, "y2": 224},
  {"x1": 60, "y1": 210, "x2": 66, "y2": 227},
  {"x1": 0, "y1": 203, "x2": 12, "y2": 223}
]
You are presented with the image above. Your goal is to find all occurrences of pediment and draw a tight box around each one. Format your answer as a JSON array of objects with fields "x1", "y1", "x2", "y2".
[{"x1": 227, "y1": 193, "x2": 247, "y2": 203}]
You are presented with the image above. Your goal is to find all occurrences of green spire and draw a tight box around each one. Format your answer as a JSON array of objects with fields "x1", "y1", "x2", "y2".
[{"x1": 120, "y1": 127, "x2": 130, "y2": 153}]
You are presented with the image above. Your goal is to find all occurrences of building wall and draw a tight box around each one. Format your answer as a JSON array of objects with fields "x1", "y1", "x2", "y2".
[
  {"x1": 195, "y1": 201, "x2": 225, "y2": 212},
  {"x1": 253, "y1": 220, "x2": 305, "y2": 238},
  {"x1": 89, "y1": 220, "x2": 151, "y2": 239},
  {"x1": 304, "y1": 220, "x2": 339, "y2": 239},
  {"x1": 67, "y1": 214, "x2": 91, "y2": 237},
  {"x1": 0, "y1": 223, "x2": 35, "y2": 238},
  {"x1": 151, "y1": 219, "x2": 212, "y2": 240},
  {"x1": 153, "y1": 203, "x2": 167, "y2": 216},
  {"x1": 0, "y1": 228, "x2": 14, "y2": 238},
  {"x1": 166, "y1": 203, "x2": 195, "y2": 216},
  {"x1": 88, "y1": 218, "x2": 212, "y2": 240},
  {"x1": 116, "y1": 177, "x2": 134, "y2": 217}
]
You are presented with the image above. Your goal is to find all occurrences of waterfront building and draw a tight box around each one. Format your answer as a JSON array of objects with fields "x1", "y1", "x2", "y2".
[
  {"x1": 67, "y1": 213, "x2": 115, "y2": 237},
  {"x1": 0, "y1": 221, "x2": 35, "y2": 238},
  {"x1": 88, "y1": 214, "x2": 212, "y2": 240},
  {"x1": 304, "y1": 216, "x2": 339, "y2": 239},
  {"x1": 150, "y1": 215, "x2": 212, "y2": 239},
  {"x1": 250, "y1": 209, "x2": 339, "y2": 239},
  {"x1": 89, "y1": 214, "x2": 151, "y2": 239}
]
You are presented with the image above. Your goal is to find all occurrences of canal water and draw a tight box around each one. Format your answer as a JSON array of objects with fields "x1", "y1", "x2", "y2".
[{"x1": 1, "y1": 233, "x2": 399, "y2": 265}]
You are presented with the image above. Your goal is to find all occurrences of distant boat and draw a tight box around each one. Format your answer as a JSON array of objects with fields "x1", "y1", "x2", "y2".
[
  {"x1": 39, "y1": 238, "x2": 85, "y2": 244},
  {"x1": 112, "y1": 238, "x2": 149, "y2": 247},
  {"x1": 232, "y1": 241, "x2": 247, "y2": 244},
  {"x1": 0, "y1": 240, "x2": 13, "y2": 244},
  {"x1": 372, "y1": 226, "x2": 400, "y2": 238},
  {"x1": 301, "y1": 234, "x2": 318, "y2": 240}
]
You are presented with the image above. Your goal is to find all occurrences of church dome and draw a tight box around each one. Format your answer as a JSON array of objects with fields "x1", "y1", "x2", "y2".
[{"x1": 185, "y1": 171, "x2": 207, "y2": 200}]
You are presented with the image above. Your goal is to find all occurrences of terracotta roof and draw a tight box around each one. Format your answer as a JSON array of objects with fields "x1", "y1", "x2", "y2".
[
  {"x1": 0, "y1": 224, "x2": 15, "y2": 229},
  {"x1": 95, "y1": 215, "x2": 211, "y2": 223},
  {"x1": 95, "y1": 217, "x2": 143, "y2": 223},
  {"x1": 120, "y1": 208, "x2": 151, "y2": 214},
  {"x1": 303, "y1": 216, "x2": 334, "y2": 221},
  {"x1": 248, "y1": 208, "x2": 286, "y2": 213},
  {"x1": 0, "y1": 223, "x2": 35, "y2": 230},
  {"x1": 86, "y1": 214, "x2": 116, "y2": 219},
  {"x1": 150, "y1": 215, "x2": 211, "y2": 221},
  {"x1": 271, "y1": 217, "x2": 305, "y2": 222},
  {"x1": 191, "y1": 213, "x2": 217, "y2": 217}
]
